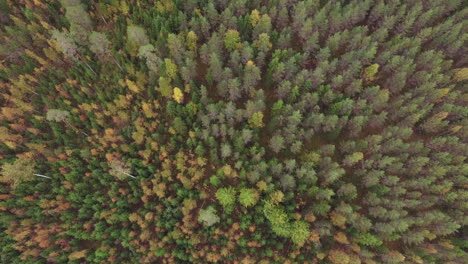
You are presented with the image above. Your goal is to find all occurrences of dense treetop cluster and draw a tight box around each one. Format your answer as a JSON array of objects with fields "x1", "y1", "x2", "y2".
[{"x1": 0, "y1": 0, "x2": 467, "y2": 263}]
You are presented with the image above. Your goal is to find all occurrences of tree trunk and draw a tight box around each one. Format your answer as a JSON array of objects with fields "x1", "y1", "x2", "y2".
[
  {"x1": 34, "y1": 173, "x2": 51, "y2": 179},
  {"x1": 77, "y1": 53, "x2": 97, "y2": 76},
  {"x1": 93, "y1": 2, "x2": 108, "y2": 25},
  {"x1": 120, "y1": 170, "x2": 136, "y2": 178}
]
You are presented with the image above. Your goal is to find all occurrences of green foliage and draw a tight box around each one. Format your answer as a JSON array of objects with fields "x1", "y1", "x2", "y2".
[
  {"x1": 269, "y1": 135, "x2": 285, "y2": 153},
  {"x1": 224, "y1": 30, "x2": 240, "y2": 51},
  {"x1": 1, "y1": 1, "x2": 466, "y2": 263},
  {"x1": 263, "y1": 201, "x2": 290, "y2": 237},
  {"x1": 158, "y1": 77, "x2": 172, "y2": 97},
  {"x1": 89, "y1": 31, "x2": 110, "y2": 58},
  {"x1": 164, "y1": 58, "x2": 178, "y2": 80},
  {"x1": 254, "y1": 33, "x2": 272, "y2": 52},
  {"x1": 290, "y1": 220, "x2": 310, "y2": 246},
  {"x1": 353, "y1": 233, "x2": 383, "y2": 247},
  {"x1": 209, "y1": 175, "x2": 220, "y2": 187},
  {"x1": 215, "y1": 187, "x2": 236, "y2": 208},
  {"x1": 172, "y1": 117, "x2": 187, "y2": 135},
  {"x1": 343, "y1": 152, "x2": 364, "y2": 166},
  {"x1": 127, "y1": 25, "x2": 149, "y2": 47},
  {"x1": 238, "y1": 188, "x2": 259, "y2": 207}
]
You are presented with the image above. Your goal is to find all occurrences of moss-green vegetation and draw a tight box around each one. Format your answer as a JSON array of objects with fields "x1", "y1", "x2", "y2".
[{"x1": 0, "y1": 0, "x2": 466, "y2": 263}]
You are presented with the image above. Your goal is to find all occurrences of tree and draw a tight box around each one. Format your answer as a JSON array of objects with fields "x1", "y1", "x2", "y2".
[
  {"x1": 290, "y1": 220, "x2": 310, "y2": 246},
  {"x1": 208, "y1": 53, "x2": 223, "y2": 83},
  {"x1": 328, "y1": 250, "x2": 350, "y2": 264},
  {"x1": 243, "y1": 61, "x2": 261, "y2": 92},
  {"x1": 173, "y1": 87, "x2": 184, "y2": 104},
  {"x1": 343, "y1": 152, "x2": 364, "y2": 167},
  {"x1": 363, "y1": 64, "x2": 379, "y2": 82},
  {"x1": 263, "y1": 201, "x2": 291, "y2": 237},
  {"x1": 46, "y1": 109, "x2": 70, "y2": 122},
  {"x1": 127, "y1": 25, "x2": 149, "y2": 47},
  {"x1": 353, "y1": 233, "x2": 383, "y2": 247},
  {"x1": 126, "y1": 25, "x2": 149, "y2": 56},
  {"x1": 381, "y1": 251, "x2": 405, "y2": 263},
  {"x1": 220, "y1": 143, "x2": 232, "y2": 159},
  {"x1": 224, "y1": 30, "x2": 240, "y2": 51},
  {"x1": 454, "y1": 68, "x2": 468, "y2": 81},
  {"x1": 109, "y1": 159, "x2": 136, "y2": 180},
  {"x1": 89, "y1": 31, "x2": 110, "y2": 59},
  {"x1": 138, "y1": 44, "x2": 161, "y2": 74},
  {"x1": 198, "y1": 207, "x2": 220, "y2": 227},
  {"x1": 421, "y1": 112, "x2": 449, "y2": 133},
  {"x1": 89, "y1": 31, "x2": 122, "y2": 70},
  {"x1": 68, "y1": 249, "x2": 88, "y2": 261},
  {"x1": 167, "y1": 33, "x2": 185, "y2": 65},
  {"x1": 269, "y1": 135, "x2": 285, "y2": 153},
  {"x1": 215, "y1": 187, "x2": 236, "y2": 208},
  {"x1": 248, "y1": 112, "x2": 265, "y2": 128},
  {"x1": 254, "y1": 33, "x2": 272, "y2": 53},
  {"x1": 51, "y1": 30, "x2": 96, "y2": 75},
  {"x1": 238, "y1": 188, "x2": 259, "y2": 207},
  {"x1": 250, "y1": 9, "x2": 260, "y2": 26},
  {"x1": 1, "y1": 159, "x2": 34, "y2": 187},
  {"x1": 164, "y1": 58, "x2": 178, "y2": 80},
  {"x1": 280, "y1": 174, "x2": 296, "y2": 190},
  {"x1": 186, "y1": 31, "x2": 198, "y2": 53},
  {"x1": 65, "y1": 4, "x2": 92, "y2": 43},
  {"x1": 172, "y1": 117, "x2": 187, "y2": 135},
  {"x1": 125, "y1": 79, "x2": 141, "y2": 93},
  {"x1": 253, "y1": 14, "x2": 272, "y2": 38},
  {"x1": 51, "y1": 30, "x2": 78, "y2": 60},
  {"x1": 270, "y1": 190, "x2": 284, "y2": 204},
  {"x1": 158, "y1": 77, "x2": 172, "y2": 97}
]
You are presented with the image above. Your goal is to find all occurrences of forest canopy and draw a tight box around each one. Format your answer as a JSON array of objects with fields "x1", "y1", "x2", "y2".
[{"x1": 0, "y1": 0, "x2": 467, "y2": 263}]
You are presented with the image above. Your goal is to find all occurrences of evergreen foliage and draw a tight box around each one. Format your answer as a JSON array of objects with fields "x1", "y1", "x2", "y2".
[{"x1": 0, "y1": 0, "x2": 466, "y2": 263}]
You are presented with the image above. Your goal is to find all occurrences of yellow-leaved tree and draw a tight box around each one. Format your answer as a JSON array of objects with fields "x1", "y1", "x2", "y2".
[{"x1": 173, "y1": 87, "x2": 184, "y2": 104}]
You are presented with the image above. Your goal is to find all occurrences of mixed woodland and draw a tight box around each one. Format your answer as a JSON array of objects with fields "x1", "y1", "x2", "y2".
[{"x1": 0, "y1": 0, "x2": 467, "y2": 263}]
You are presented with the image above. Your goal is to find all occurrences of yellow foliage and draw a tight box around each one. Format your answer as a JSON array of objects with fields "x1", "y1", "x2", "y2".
[
  {"x1": 173, "y1": 87, "x2": 184, "y2": 103},
  {"x1": 256, "y1": 180, "x2": 268, "y2": 191},
  {"x1": 186, "y1": 31, "x2": 198, "y2": 52},
  {"x1": 125, "y1": 79, "x2": 141, "y2": 93},
  {"x1": 270, "y1": 190, "x2": 284, "y2": 204},
  {"x1": 363, "y1": 64, "x2": 379, "y2": 82},
  {"x1": 222, "y1": 164, "x2": 232, "y2": 177},
  {"x1": 25, "y1": 49, "x2": 47, "y2": 65},
  {"x1": 454, "y1": 68, "x2": 468, "y2": 81},
  {"x1": 330, "y1": 211, "x2": 347, "y2": 229},
  {"x1": 120, "y1": 0, "x2": 129, "y2": 15},
  {"x1": 436, "y1": 88, "x2": 450, "y2": 101},
  {"x1": 433, "y1": 112, "x2": 448, "y2": 120},
  {"x1": 250, "y1": 9, "x2": 260, "y2": 26},
  {"x1": 316, "y1": 252, "x2": 326, "y2": 260},
  {"x1": 68, "y1": 249, "x2": 87, "y2": 261},
  {"x1": 450, "y1": 125, "x2": 462, "y2": 133}
]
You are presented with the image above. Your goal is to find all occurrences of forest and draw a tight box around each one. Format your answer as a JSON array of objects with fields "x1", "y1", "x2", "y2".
[{"x1": 0, "y1": 0, "x2": 467, "y2": 263}]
